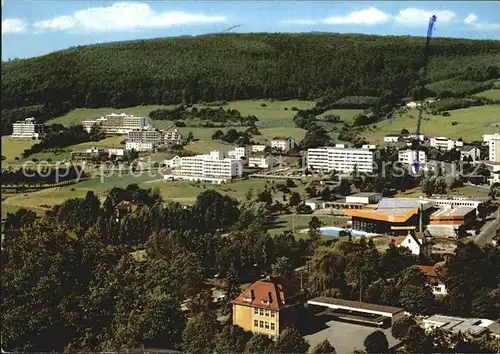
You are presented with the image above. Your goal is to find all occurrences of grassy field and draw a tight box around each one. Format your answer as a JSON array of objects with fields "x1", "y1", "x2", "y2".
[
  {"x1": 397, "y1": 185, "x2": 490, "y2": 198},
  {"x1": 47, "y1": 105, "x2": 176, "y2": 126},
  {"x1": 318, "y1": 109, "x2": 364, "y2": 123},
  {"x1": 69, "y1": 136, "x2": 124, "y2": 150},
  {"x1": 474, "y1": 89, "x2": 500, "y2": 101},
  {"x1": 184, "y1": 141, "x2": 233, "y2": 154},
  {"x1": 361, "y1": 105, "x2": 500, "y2": 144},
  {"x1": 1, "y1": 136, "x2": 38, "y2": 163}
]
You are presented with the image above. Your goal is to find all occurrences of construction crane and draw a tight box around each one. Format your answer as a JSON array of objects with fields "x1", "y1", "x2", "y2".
[{"x1": 413, "y1": 15, "x2": 437, "y2": 173}]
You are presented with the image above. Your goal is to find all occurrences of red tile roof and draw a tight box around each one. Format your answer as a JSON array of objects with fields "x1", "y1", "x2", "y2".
[
  {"x1": 232, "y1": 276, "x2": 302, "y2": 311},
  {"x1": 417, "y1": 265, "x2": 438, "y2": 278}
]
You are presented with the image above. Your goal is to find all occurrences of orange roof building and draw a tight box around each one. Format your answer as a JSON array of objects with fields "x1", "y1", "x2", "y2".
[
  {"x1": 417, "y1": 265, "x2": 448, "y2": 296},
  {"x1": 232, "y1": 276, "x2": 304, "y2": 340}
]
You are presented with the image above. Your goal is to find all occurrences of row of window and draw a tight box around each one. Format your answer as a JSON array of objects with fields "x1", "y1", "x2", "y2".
[
  {"x1": 253, "y1": 320, "x2": 276, "y2": 331},
  {"x1": 254, "y1": 308, "x2": 276, "y2": 317}
]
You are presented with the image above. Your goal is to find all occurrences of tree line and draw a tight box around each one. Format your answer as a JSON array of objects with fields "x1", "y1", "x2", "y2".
[{"x1": 3, "y1": 33, "x2": 499, "y2": 134}]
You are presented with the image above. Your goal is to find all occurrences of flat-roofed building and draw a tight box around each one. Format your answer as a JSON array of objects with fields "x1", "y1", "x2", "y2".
[
  {"x1": 232, "y1": 276, "x2": 305, "y2": 340},
  {"x1": 345, "y1": 192, "x2": 381, "y2": 205},
  {"x1": 163, "y1": 150, "x2": 243, "y2": 184},
  {"x1": 398, "y1": 149, "x2": 426, "y2": 165},
  {"x1": 307, "y1": 297, "x2": 405, "y2": 327},
  {"x1": 271, "y1": 137, "x2": 295, "y2": 152},
  {"x1": 11, "y1": 118, "x2": 44, "y2": 139},
  {"x1": 424, "y1": 196, "x2": 490, "y2": 215},
  {"x1": 430, "y1": 137, "x2": 463, "y2": 151},
  {"x1": 423, "y1": 315, "x2": 499, "y2": 340},
  {"x1": 426, "y1": 207, "x2": 476, "y2": 238},
  {"x1": 483, "y1": 133, "x2": 500, "y2": 162},
  {"x1": 384, "y1": 133, "x2": 400, "y2": 143},
  {"x1": 228, "y1": 146, "x2": 250, "y2": 159},
  {"x1": 251, "y1": 144, "x2": 267, "y2": 153},
  {"x1": 126, "y1": 129, "x2": 162, "y2": 151},
  {"x1": 307, "y1": 146, "x2": 378, "y2": 174},
  {"x1": 164, "y1": 129, "x2": 183, "y2": 145},
  {"x1": 459, "y1": 145, "x2": 481, "y2": 161},
  {"x1": 248, "y1": 154, "x2": 274, "y2": 168}
]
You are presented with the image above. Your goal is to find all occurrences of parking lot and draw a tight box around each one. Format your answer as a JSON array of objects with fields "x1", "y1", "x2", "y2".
[{"x1": 303, "y1": 319, "x2": 400, "y2": 353}]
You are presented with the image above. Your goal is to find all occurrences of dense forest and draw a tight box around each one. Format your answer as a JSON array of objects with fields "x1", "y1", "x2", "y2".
[{"x1": 2, "y1": 33, "x2": 500, "y2": 135}]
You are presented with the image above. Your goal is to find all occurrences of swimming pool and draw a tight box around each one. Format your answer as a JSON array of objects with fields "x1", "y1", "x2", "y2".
[{"x1": 319, "y1": 227, "x2": 374, "y2": 237}]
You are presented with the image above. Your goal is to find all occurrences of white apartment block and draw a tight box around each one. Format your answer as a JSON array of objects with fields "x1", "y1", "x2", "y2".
[
  {"x1": 384, "y1": 134, "x2": 400, "y2": 143},
  {"x1": 251, "y1": 144, "x2": 267, "y2": 153},
  {"x1": 164, "y1": 156, "x2": 181, "y2": 169},
  {"x1": 483, "y1": 133, "x2": 500, "y2": 162},
  {"x1": 164, "y1": 151, "x2": 243, "y2": 184},
  {"x1": 459, "y1": 146, "x2": 480, "y2": 162},
  {"x1": 307, "y1": 146, "x2": 377, "y2": 174},
  {"x1": 164, "y1": 129, "x2": 183, "y2": 145},
  {"x1": 248, "y1": 154, "x2": 274, "y2": 168},
  {"x1": 82, "y1": 113, "x2": 148, "y2": 135},
  {"x1": 271, "y1": 137, "x2": 295, "y2": 152},
  {"x1": 398, "y1": 149, "x2": 426, "y2": 165},
  {"x1": 128, "y1": 129, "x2": 162, "y2": 143},
  {"x1": 228, "y1": 146, "x2": 250, "y2": 159},
  {"x1": 11, "y1": 118, "x2": 44, "y2": 139},
  {"x1": 125, "y1": 142, "x2": 155, "y2": 152},
  {"x1": 108, "y1": 148, "x2": 125, "y2": 156},
  {"x1": 430, "y1": 137, "x2": 463, "y2": 151}
]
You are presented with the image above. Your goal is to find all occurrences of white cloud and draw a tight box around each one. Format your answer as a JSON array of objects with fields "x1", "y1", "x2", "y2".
[
  {"x1": 464, "y1": 14, "x2": 478, "y2": 25},
  {"x1": 34, "y1": 2, "x2": 226, "y2": 32},
  {"x1": 395, "y1": 8, "x2": 456, "y2": 26},
  {"x1": 2, "y1": 18, "x2": 27, "y2": 34},
  {"x1": 464, "y1": 13, "x2": 500, "y2": 31},
  {"x1": 323, "y1": 8, "x2": 390, "y2": 25}
]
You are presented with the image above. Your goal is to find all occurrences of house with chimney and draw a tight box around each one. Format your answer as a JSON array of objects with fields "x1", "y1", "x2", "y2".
[{"x1": 232, "y1": 276, "x2": 304, "y2": 340}]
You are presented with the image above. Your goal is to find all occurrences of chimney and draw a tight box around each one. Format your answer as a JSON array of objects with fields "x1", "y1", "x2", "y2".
[
  {"x1": 268, "y1": 292, "x2": 273, "y2": 303},
  {"x1": 250, "y1": 289, "x2": 255, "y2": 300}
]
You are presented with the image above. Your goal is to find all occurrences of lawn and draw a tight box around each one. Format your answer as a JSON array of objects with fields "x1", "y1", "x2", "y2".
[
  {"x1": 397, "y1": 185, "x2": 490, "y2": 198},
  {"x1": 1, "y1": 136, "x2": 38, "y2": 163},
  {"x1": 318, "y1": 109, "x2": 364, "y2": 123},
  {"x1": 361, "y1": 105, "x2": 500, "y2": 144},
  {"x1": 474, "y1": 89, "x2": 500, "y2": 101},
  {"x1": 69, "y1": 136, "x2": 124, "y2": 150},
  {"x1": 184, "y1": 141, "x2": 233, "y2": 154},
  {"x1": 47, "y1": 105, "x2": 176, "y2": 126}
]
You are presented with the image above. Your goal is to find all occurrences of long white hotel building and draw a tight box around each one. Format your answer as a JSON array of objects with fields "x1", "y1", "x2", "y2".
[
  {"x1": 126, "y1": 129, "x2": 163, "y2": 151},
  {"x1": 164, "y1": 151, "x2": 243, "y2": 184},
  {"x1": 83, "y1": 113, "x2": 148, "y2": 135},
  {"x1": 12, "y1": 118, "x2": 44, "y2": 139},
  {"x1": 307, "y1": 145, "x2": 378, "y2": 173}
]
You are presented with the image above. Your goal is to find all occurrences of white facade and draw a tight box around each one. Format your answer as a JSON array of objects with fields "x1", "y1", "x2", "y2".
[
  {"x1": 108, "y1": 148, "x2": 124, "y2": 156},
  {"x1": 398, "y1": 233, "x2": 430, "y2": 257},
  {"x1": 384, "y1": 135, "x2": 400, "y2": 142},
  {"x1": 248, "y1": 155, "x2": 273, "y2": 168},
  {"x1": 460, "y1": 146, "x2": 480, "y2": 161},
  {"x1": 11, "y1": 118, "x2": 44, "y2": 139},
  {"x1": 483, "y1": 133, "x2": 500, "y2": 162},
  {"x1": 307, "y1": 146, "x2": 377, "y2": 174},
  {"x1": 345, "y1": 193, "x2": 381, "y2": 205},
  {"x1": 167, "y1": 151, "x2": 243, "y2": 182},
  {"x1": 271, "y1": 137, "x2": 295, "y2": 152},
  {"x1": 251, "y1": 144, "x2": 267, "y2": 153},
  {"x1": 398, "y1": 149, "x2": 426, "y2": 165},
  {"x1": 423, "y1": 315, "x2": 499, "y2": 339},
  {"x1": 228, "y1": 146, "x2": 250, "y2": 159},
  {"x1": 430, "y1": 137, "x2": 462, "y2": 151},
  {"x1": 485, "y1": 162, "x2": 500, "y2": 185},
  {"x1": 84, "y1": 113, "x2": 148, "y2": 135},
  {"x1": 125, "y1": 142, "x2": 155, "y2": 151},
  {"x1": 164, "y1": 129, "x2": 183, "y2": 145},
  {"x1": 164, "y1": 156, "x2": 181, "y2": 169}
]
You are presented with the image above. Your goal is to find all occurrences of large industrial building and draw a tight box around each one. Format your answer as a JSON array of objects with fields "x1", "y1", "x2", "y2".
[
  {"x1": 307, "y1": 145, "x2": 378, "y2": 174},
  {"x1": 11, "y1": 118, "x2": 44, "y2": 139}
]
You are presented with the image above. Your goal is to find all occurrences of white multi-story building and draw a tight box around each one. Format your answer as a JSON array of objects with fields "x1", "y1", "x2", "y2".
[
  {"x1": 82, "y1": 113, "x2": 148, "y2": 135},
  {"x1": 164, "y1": 129, "x2": 183, "y2": 145},
  {"x1": 398, "y1": 149, "x2": 426, "y2": 165},
  {"x1": 125, "y1": 129, "x2": 162, "y2": 151},
  {"x1": 459, "y1": 145, "x2": 480, "y2": 162},
  {"x1": 307, "y1": 146, "x2": 377, "y2": 174},
  {"x1": 228, "y1": 146, "x2": 250, "y2": 159},
  {"x1": 430, "y1": 137, "x2": 463, "y2": 151},
  {"x1": 11, "y1": 118, "x2": 44, "y2": 139},
  {"x1": 163, "y1": 151, "x2": 243, "y2": 184},
  {"x1": 248, "y1": 154, "x2": 274, "y2": 168},
  {"x1": 271, "y1": 137, "x2": 295, "y2": 152},
  {"x1": 108, "y1": 148, "x2": 125, "y2": 156},
  {"x1": 384, "y1": 134, "x2": 400, "y2": 143},
  {"x1": 164, "y1": 156, "x2": 181, "y2": 169},
  {"x1": 251, "y1": 144, "x2": 267, "y2": 153},
  {"x1": 483, "y1": 133, "x2": 500, "y2": 162}
]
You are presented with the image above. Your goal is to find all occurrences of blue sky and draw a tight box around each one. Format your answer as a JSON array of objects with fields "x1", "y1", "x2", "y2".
[{"x1": 2, "y1": 1, "x2": 500, "y2": 59}]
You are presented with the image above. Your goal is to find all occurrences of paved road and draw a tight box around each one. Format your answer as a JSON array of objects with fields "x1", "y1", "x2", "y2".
[{"x1": 474, "y1": 215, "x2": 499, "y2": 246}]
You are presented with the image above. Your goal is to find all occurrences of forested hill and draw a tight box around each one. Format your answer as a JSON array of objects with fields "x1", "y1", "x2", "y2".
[{"x1": 2, "y1": 33, "x2": 500, "y2": 133}]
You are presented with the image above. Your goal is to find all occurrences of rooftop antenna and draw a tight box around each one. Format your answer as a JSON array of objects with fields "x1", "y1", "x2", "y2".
[{"x1": 413, "y1": 14, "x2": 437, "y2": 173}]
